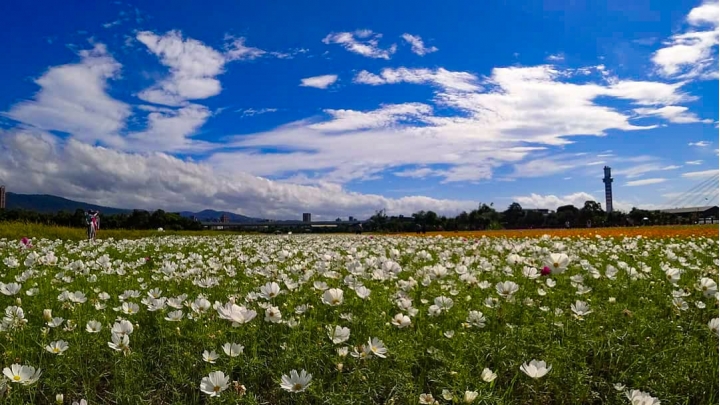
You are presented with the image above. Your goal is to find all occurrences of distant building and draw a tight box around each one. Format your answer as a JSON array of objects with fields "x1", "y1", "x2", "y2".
[
  {"x1": 0, "y1": 185, "x2": 5, "y2": 209},
  {"x1": 522, "y1": 208, "x2": 552, "y2": 216},
  {"x1": 220, "y1": 214, "x2": 230, "y2": 223},
  {"x1": 659, "y1": 206, "x2": 718, "y2": 222},
  {"x1": 302, "y1": 213, "x2": 312, "y2": 222},
  {"x1": 603, "y1": 166, "x2": 614, "y2": 213}
]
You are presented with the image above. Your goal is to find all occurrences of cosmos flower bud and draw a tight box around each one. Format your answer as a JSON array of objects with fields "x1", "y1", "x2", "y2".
[{"x1": 541, "y1": 266, "x2": 551, "y2": 276}]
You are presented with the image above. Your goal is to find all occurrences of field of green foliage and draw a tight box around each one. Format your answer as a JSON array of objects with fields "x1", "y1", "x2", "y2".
[{"x1": 0, "y1": 232, "x2": 717, "y2": 404}]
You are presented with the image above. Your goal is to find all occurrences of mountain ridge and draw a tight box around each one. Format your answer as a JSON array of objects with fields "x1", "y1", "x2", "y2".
[{"x1": 4, "y1": 192, "x2": 261, "y2": 222}]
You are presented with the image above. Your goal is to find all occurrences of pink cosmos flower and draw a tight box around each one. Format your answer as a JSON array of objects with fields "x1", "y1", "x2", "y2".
[
  {"x1": 20, "y1": 237, "x2": 33, "y2": 248},
  {"x1": 541, "y1": 266, "x2": 551, "y2": 276}
]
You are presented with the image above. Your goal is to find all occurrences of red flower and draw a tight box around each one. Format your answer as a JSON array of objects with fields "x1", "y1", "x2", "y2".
[{"x1": 541, "y1": 266, "x2": 551, "y2": 276}]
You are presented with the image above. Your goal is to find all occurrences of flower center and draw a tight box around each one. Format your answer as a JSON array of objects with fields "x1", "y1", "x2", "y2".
[
  {"x1": 332, "y1": 299, "x2": 340, "y2": 304},
  {"x1": 13, "y1": 375, "x2": 21, "y2": 381},
  {"x1": 293, "y1": 383, "x2": 303, "y2": 391},
  {"x1": 553, "y1": 263, "x2": 559, "y2": 268},
  {"x1": 213, "y1": 385, "x2": 221, "y2": 392},
  {"x1": 53, "y1": 347, "x2": 60, "y2": 353}
]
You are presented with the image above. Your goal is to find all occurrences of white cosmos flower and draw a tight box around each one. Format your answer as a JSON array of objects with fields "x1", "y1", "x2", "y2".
[
  {"x1": 625, "y1": 389, "x2": 661, "y2": 405},
  {"x1": 0, "y1": 282, "x2": 22, "y2": 296},
  {"x1": 322, "y1": 288, "x2": 344, "y2": 306},
  {"x1": 520, "y1": 359, "x2": 551, "y2": 378},
  {"x1": 216, "y1": 302, "x2": 257, "y2": 325},
  {"x1": 45, "y1": 340, "x2": 69, "y2": 355},
  {"x1": 3, "y1": 364, "x2": 41, "y2": 385},
  {"x1": 697, "y1": 277, "x2": 718, "y2": 297},
  {"x1": 111, "y1": 320, "x2": 134, "y2": 337},
  {"x1": 165, "y1": 310, "x2": 184, "y2": 322},
  {"x1": 709, "y1": 318, "x2": 719, "y2": 334},
  {"x1": 121, "y1": 302, "x2": 140, "y2": 315},
  {"x1": 260, "y1": 282, "x2": 282, "y2": 299},
  {"x1": 222, "y1": 342, "x2": 244, "y2": 357},
  {"x1": 570, "y1": 300, "x2": 592, "y2": 317},
  {"x1": 391, "y1": 313, "x2": 412, "y2": 328},
  {"x1": 355, "y1": 286, "x2": 371, "y2": 299},
  {"x1": 481, "y1": 367, "x2": 497, "y2": 382},
  {"x1": 368, "y1": 337, "x2": 388, "y2": 358},
  {"x1": 544, "y1": 253, "x2": 569, "y2": 274},
  {"x1": 108, "y1": 333, "x2": 130, "y2": 353},
  {"x1": 200, "y1": 371, "x2": 229, "y2": 397},
  {"x1": 327, "y1": 325, "x2": 351, "y2": 344},
  {"x1": 202, "y1": 350, "x2": 219, "y2": 363},
  {"x1": 264, "y1": 306, "x2": 283, "y2": 323},
  {"x1": 495, "y1": 281, "x2": 519, "y2": 299},
  {"x1": 466, "y1": 311, "x2": 486, "y2": 328},
  {"x1": 464, "y1": 390, "x2": 479, "y2": 403},
  {"x1": 280, "y1": 369, "x2": 312, "y2": 393},
  {"x1": 419, "y1": 393, "x2": 436, "y2": 404}
]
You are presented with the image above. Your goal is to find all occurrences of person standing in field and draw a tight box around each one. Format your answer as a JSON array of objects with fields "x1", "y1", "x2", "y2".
[{"x1": 85, "y1": 210, "x2": 100, "y2": 241}]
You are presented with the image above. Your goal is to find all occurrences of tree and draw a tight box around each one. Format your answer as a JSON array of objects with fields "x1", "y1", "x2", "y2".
[
  {"x1": 579, "y1": 200, "x2": 604, "y2": 226},
  {"x1": 556, "y1": 205, "x2": 579, "y2": 227},
  {"x1": 502, "y1": 202, "x2": 524, "y2": 228}
]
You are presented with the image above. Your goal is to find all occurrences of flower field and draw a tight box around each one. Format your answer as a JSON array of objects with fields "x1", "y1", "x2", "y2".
[{"x1": 0, "y1": 233, "x2": 718, "y2": 404}]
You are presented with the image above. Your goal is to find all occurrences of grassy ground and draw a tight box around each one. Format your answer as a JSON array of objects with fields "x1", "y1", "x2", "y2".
[{"x1": 0, "y1": 222, "x2": 235, "y2": 241}]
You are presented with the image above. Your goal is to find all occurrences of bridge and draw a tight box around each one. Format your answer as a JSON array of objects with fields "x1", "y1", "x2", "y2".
[
  {"x1": 660, "y1": 172, "x2": 718, "y2": 210},
  {"x1": 200, "y1": 220, "x2": 368, "y2": 230}
]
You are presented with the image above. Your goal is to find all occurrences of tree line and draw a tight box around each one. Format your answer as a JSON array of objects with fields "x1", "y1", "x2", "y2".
[
  {"x1": 0, "y1": 208, "x2": 203, "y2": 231},
  {"x1": 0, "y1": 200, "x2": 697, "y2": 233},
  {"x1": 364, "y1": 201, "x2": 694, "y2": 233}
]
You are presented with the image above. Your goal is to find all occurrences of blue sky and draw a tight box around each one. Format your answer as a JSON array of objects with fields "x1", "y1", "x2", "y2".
[{"x1": 0, "y1": 0, "x2": 717, "y2": 219}]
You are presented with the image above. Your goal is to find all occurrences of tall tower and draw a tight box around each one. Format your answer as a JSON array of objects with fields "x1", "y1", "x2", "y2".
[
  {"x1": 0, "y1": 185, "x2": 5, "y2": 209},
  {"x1": 603, "y1": 166, "x2": 613, "y2": 213}
]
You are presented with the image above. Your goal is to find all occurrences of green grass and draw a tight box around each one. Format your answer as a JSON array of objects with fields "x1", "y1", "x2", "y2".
[
  {"x1": 0, "y1": 231, "x2": 717, "y2": 404},
  {"x1": 0, "y1": 221, "x2": 238, "y2": 241}
]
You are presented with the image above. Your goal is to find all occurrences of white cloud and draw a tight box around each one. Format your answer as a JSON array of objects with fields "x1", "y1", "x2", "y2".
[
  {"x1": 624, "y1": 178, "x2": 667, "y2": 186},
  {"x1": 354, "y1": 67, "x2": 480, "y2": 92},
  {"x1": 652, "y1": 1, "x2": 719, "y2": 80},
  {"x1": 322, "y1": 30, "x2": 397, "y2": 59},
  {"x1": 688, "y1": 140, "x2": 711, "y2": 147},
  {"x1": 136, "y1": 30, "x2": 230, "y2": 106},
  {"x1": 401, "y1": 33, "x2": 438, "y2": 56},
  {"x1": 686, "y1": 160, "x2": 703, "y2": 165},
  {"x1": 514, "y1": 192, "x2": 598, "y2": 210},
  {"x1": 308, "y1": 103, "x2": 433, "y2": 132},
  {"x1": 238, "y1": 108, "x2": 278, "y2": 117},
  {"x1": 299, "y1": 74, "x2": 338, "y2": 89},
  {"x1": 513, "y1": 192, "x2": 660, "y2": 212},
  {"x1": 218, "y1": 62, "x2": 695, "y2": 184},
  {"x1": 3, "y1": 43, "x2": 130, "y2": 146},
  {"x1": 393, "y1": 167, "x2": 439, "y2": 179},
  {"x1": 136, "y1": 31, "x2": 266, "y2": 107},
  {"x1": 546, "y1": 53, "x2": 565, "y2": 61},
  {"x1": 614, "y1": 163, "x2": 682, "y2": 178},
  {"x1": 682, "y1": 169, "x2": 719, "y2": 178},
  {"x1": 634, "y1": 105, "x2": 709, "y2": 123},
  {"x1": 0, "y1": 129, "x2": 477, "y2": 219},
  {"x1": 125, "y1": 104, "x2": 215, "y2": 152},
  {"x1": 224, "y1": 36, "x2": 266, "y2": 61}
]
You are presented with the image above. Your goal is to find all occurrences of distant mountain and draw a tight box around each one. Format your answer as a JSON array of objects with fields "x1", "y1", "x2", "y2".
[
  {"x1": 4, "y1": 192, "x2": 264, "y2": 221},
  {"x1": 5, "y1": 192, "x2": 132, "y2": 215},
  {"x1": 178, "y1": 209, "x2": 260, "y2": 223}
]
